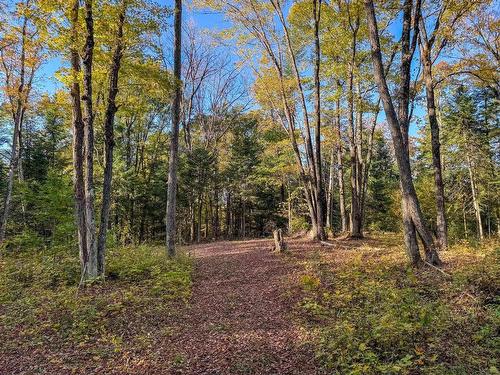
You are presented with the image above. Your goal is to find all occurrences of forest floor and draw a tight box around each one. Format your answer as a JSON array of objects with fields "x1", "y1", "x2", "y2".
[
  {"x1": 1, "y1": 234, "x2": 498, "y2": 374},
  {"x1": 156, "y1": 238, "x2": 320, "y2": 375}
]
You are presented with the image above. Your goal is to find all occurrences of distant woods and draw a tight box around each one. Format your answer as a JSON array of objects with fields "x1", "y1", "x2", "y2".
[{"x1": 0, "y1": 0, "x2": 498, "y2": 279}]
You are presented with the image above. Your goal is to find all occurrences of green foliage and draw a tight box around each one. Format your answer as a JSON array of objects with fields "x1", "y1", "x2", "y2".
[
  {"x1": 0, "y1": 245, "x2": 193, "y2": 357},
  {"x1": 366, "y1": 130, "x2": 400, "y2": 232},
  {"x1": 297, "y1": 237, "x2": 499, "y2": 374},
  {"x1": 414, "y1": 85, "x2": 499, "y2": 242}
]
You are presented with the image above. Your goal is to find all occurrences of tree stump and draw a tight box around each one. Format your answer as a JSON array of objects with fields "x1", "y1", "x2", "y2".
[{"x1": 273, "y1": 229, "x2": 287, "y2": 253}]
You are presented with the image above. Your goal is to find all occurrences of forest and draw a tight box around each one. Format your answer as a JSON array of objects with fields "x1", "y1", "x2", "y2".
[{"x1": 0, "y1": 0, "x2": 498, "y2": 374}]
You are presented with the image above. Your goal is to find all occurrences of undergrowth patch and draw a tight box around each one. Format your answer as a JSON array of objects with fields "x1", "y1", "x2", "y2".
[
  {"x1": 0, "y1": 245, "x2": 192, "y2": 369},
  {"x1": 296, "y1": 235, "x2": 499, "y2": 375}
]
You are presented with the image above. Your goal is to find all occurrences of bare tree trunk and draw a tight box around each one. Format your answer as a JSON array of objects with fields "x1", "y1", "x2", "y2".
[
  {"x1": 463, "y1": 200, "x2": 468, "y2": 239},
  {"x1": 326, "y1": 143, "x2": 335, "y2": 231},
  {"x1": 360, "y1": 100, "x2": 380, "y2": 221},
  {"x1": 189, "y1": 201, "x2": 195, "y2": 242},
  {"x1": 82, "y1": 0, "x2": 98, "y2": 279},
  {"x1": 165, "y1": 0, "x2": 182, "y2": 256},
  {"x1": 69, "y1": 0, "x2": 88, "y2": 274},
  {"x1": 197, "y1": 193, "x2": 202, "y2": 242},
  {"x1": 399, "y1": 0, "x2": 421, "y2": 264},
  {"x1": 273, "y1": 229, "x2": 287, "y2": 253},
  {"x1": 335, "y1": 93, "x2": 348, "y2": 233},
  {"x1": 346, "y1": 19, "x2": 362, "y2": 238},
  {"x1": 312, "y1": 0, "x2": 327, "y2": 240},
  {"x1": 420, "y1": 34, "x2": 448, "y2": 249},
  {"x1": 241, "y1": 199, "x2": 246, "y2": 238},
  {"x1": 496, "y1": 207, "x2": 500, "y2": 237},
  {"x1": 97, "y1": 0, "x2": 126, "y2": 276},
  {"x1": 467, "y1": 153, "x2": 483, "y2": 240},
  {"x1": 365, "y1": 0, "x2": 441, "y2": 266}
]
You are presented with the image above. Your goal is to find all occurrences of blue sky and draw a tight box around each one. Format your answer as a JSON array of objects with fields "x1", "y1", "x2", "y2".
[{"x1": 39, "y1": 0, "x2": 426, "y2": 136}]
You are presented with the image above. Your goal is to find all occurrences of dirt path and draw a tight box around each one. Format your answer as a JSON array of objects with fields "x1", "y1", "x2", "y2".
[{"x1": 156, "y1": 239, "x2": 319, "y2": 374}]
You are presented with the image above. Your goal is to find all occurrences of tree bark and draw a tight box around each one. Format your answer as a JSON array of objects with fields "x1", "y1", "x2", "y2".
[
  {"x1": 273, "y1": 229, "x2": 287, "y2": 253},
  {"x1": 82, "y1": 0, "x2": 98, "y2": 279},
  {"x1": 312, "y1": 0, "x2": 327, "y2": 240},
  {"x1": 346, "y1": 17, "x2": 362, "y2": 238},
  {"x1": 467, "y1": 152, "x2": 483, "y2": 240},
  {"x1": 69, "y1": 0, "x2": 88, "y2": 275},
  {"x1": 272, "y1": 0, "x2": 325, "y2": 240},
  {"x1": 165, "y1": 0, "x2": 182, "y2": 256},
  {"x1": 364, "y1": 0, "x2": 441, "y2": 266},
  {"x1": 97, "y1": 1, "x2": 127, "y2": 275},
  {"x1": 419, "y1": 23, "x2": 448, "y2": 249},
  {"x1": 326, "y1": 141, "x2": 335, "y2": 232},
  {"x1": 335, "y1": 92, "x2": 348, "y2": 233}
]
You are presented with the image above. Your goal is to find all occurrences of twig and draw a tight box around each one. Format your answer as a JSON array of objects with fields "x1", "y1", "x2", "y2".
[
  {"x1": 320, "y1": 241, "x2": 353, "y2": 250},
  {"x1": 320, "y1": 241, "x2": 336, "y2": 247},
  {"x1": 423, "y1": 260, "x2": 452, "y2": 278},
  {"x1": 77, "y1": 263, "x2": 88, "y2": 294}
]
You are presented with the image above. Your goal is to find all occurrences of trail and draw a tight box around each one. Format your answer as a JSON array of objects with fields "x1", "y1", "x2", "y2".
[{"x1": 157, "y1": 238, "x2": 319, "y2": 374}]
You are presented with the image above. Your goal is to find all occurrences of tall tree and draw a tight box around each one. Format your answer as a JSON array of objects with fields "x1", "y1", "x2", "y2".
[
  {"x1": 417, "y1": 0, "x2": 477, "y2": 249},
  {"x1": 97, "y1": 0, "x2": 128, "y2": 275},
  {"x1": 364, "y1": 0, "x2": 441, "y2": 265},
  {"x1": 82, "y1": 0, "x2": 98, "y2": 279},
  {"x1": 312, "y1": 0, "x2": 326, "y2": 240},
  {"x1": 0, "y1": 0, "x2": 39, "y2": 242},
  {"x1": 165, "y1": 0, "x2": 182, "y2": 256},
  {"x1": 69, "y1": 0, "x2": 89, "y2": 279}
]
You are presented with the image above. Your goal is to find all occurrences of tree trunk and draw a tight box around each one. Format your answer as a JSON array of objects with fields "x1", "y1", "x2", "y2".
[
  {"x1": 365, "y1": 0, "x2": 441, "y2": 266},
  {"x1": 496, "y1": 207, "x2": 500, "y2": 237},
  {"x1": 69, "y1": 0, "x2": 88, "y2": 275},
  {"x1": 165, "y1": 0, "x2": 182, "y2": 256},
  {"x1": 335, "y1": 92, "x2": 348, "y2": 233},
  {"x1": 97, "y1": 1, "x2": 126, "y2": 276},
  {"x1": 463, "y1": 200, "x2": 468, "y2": 239},
  {"x1": 467, "y1": 153, "x2": 483, "y2": 240},
  {"x1": 397, "y1": 0, "x2": 421, "y2": 263},
  {"x1": 272, "y1": 0, "x2": 325, "y2": 240},
  {"x1": 420, "y1": 39, "x2": 448, "y2": 249},
  {"x1": 312, "y1": 0, "x2": 327, "y2": 240},
  {"x1": 197, "y1": 193, "x2": 202, "y2": 242},
  {"x1": 326, "y1": 142, "x2": 335, "y2": 232},
  {"x1": 82, "y1": 0, "x2": 98, "y2": 279},
  {"x1": 347, "y1": 20, "x2": 362, "y2": 238},
  {"x1": 0, "y1": 108, "x2": 23, "y2": 243},
  {"x1": 273, "y1": 229, "x2": 287, "y2": 253}
]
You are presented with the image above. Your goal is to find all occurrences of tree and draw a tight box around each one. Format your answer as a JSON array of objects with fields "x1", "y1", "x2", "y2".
[
  {"x1": 97, "y1": 0, "x2": 128, "y2": 275},
  {"x1": 364, "y1": 0, "x2": 441, "y2": 265},
  {"x1": 417, "y1": 0, "x2": 479, "y2": 249},
  {"x1": 440, "y1": 85, "x2": 497, "y2": 240},
  {"x1": 165, "y1": 0, "x2": 182, "y2": 256},
  {"x1": 68, "y1": 0, "x2": 90, "y2": 279},
  {"x1": 0, "y1": 0, "x2": 43, "y2": 243}
]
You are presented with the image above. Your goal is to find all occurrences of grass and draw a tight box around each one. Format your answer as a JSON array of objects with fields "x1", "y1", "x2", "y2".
[
  {"x1": 295, "y1": 234, "x2": 499, "y2": 375},
  {"x1": 0, "y1": 244, "x2": 192, "y2": 370}
]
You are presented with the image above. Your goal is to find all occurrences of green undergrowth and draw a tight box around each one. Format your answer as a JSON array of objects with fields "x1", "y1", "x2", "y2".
[
  {"x1": 0, "y1": 244, "x2": 192, "y2": 360},
  {"x1": 297, "y1": 236, "x2": 499, "y2": 375}
]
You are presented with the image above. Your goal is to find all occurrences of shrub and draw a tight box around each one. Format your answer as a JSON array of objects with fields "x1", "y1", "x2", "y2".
[
  {"x1": 0, "y1": 244, "x2": 193, "y2": 357},
  {"x1": 297, "y1": 239, "x2": 499, "y2": 374}
]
